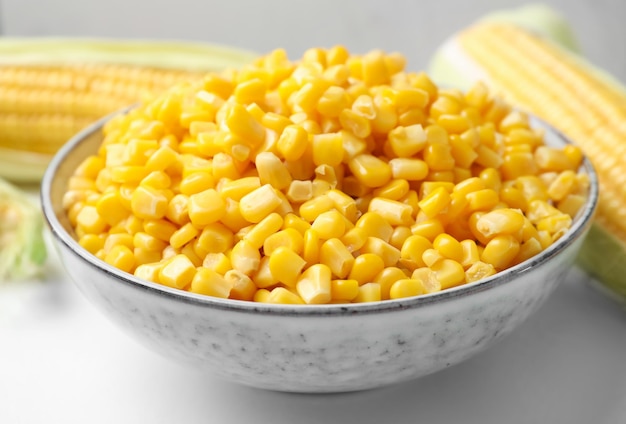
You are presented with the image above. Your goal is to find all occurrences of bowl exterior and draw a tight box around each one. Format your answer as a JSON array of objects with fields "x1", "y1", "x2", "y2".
[{"x1": 53, "y1": 234, "x2": 581, "y2": 393}]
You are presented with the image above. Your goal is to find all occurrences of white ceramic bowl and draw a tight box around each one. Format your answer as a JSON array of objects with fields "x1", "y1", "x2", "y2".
[{"x1": 41, "y1": 114, "x2": 598, "y2": 393}]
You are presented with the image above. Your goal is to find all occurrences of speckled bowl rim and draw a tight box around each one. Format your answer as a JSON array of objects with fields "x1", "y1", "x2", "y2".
[{"x1": 41, "y1": 111, "x2": 599, "y2": 317}]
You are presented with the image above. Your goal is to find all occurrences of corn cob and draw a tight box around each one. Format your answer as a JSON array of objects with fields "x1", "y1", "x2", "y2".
[
  {"x1": 0, "y1": 38, "x2": 257, "y2": 182},
  {"x1": 429, "y1": 5, "x2": 626, "y2": 302}
]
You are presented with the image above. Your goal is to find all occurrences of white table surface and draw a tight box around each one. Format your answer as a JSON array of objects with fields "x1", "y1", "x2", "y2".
[{"x1": 1, "y1": 230, "x2": 625, "y2": 424}]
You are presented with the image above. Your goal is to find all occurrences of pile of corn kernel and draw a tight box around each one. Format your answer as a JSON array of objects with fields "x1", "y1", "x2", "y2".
[{"x1": 64, "y1": 46, "x2": 589, "y2": 304}]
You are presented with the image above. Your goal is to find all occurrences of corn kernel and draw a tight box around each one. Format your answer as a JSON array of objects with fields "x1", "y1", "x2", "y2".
[
  {"x1": 239, "y1": 184, "x2": 282, "y2": 223},
  {"x1": 159, "y1": 254, "x2": 196, "y2": 289},
  {"x1": 297, "y1": 263, "x2": 332, "y2": 304},
  {"x1": 389, "y1": 278, "x2": 426, "y2": 299},
  {"x1": 190, "y1": 268, "x2": 232, "y2": 298},
  {"x1": 354, "y1": 282, "x2": 381, "y2": 303}
]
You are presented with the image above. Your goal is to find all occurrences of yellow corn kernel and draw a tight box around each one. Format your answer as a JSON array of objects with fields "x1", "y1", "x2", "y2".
[
  {"x1": 224, "y1": 104, "x2": 265, "y2": 147},
  {"x1": 423, "y1": 142, "x2": 455, "y2": 172},
  {"x1": 299, "y1": 194, "x2": 334, "y2": 222},
  {"x1": 217, "y1": 177, "x2": 259, "y2": 202},
  {"x1": 410, "y1": 217, "x2": 445, "y2": 241},
  {"x1": 515, "y1": 176, "x2": 549, "y2": 203},
  {"x1": 512, "y1": 237, "x2": 544, "y2": 266},
  {"x1": 438, "y1": 114, "x2": 471, "y2": 135},
  {"x1": 422, "y1": 248, "x2": 445, "y2": 268},
  {"x1": 143, "y1": 218, "x2": 177, "y2": 242},
  {"x1": 315, "y1": 86, "x2": 347, "y2": 118},
  {"x1": 263, "y1": 228, "x2": 304, "y2": 256},
  {"x1": 431, "y1": 233, "x2": 463, "y2": 262},
  {"x1": 283, "y1": 213, "x2": 311, "y2": 235},
  {"x1": 95, "y1": 190, "x2": 129, "y2": 226},
  {"x1": 354, "y1": 282, "x2": 382, "y2": 303},
  {"x1": 500, "y1": 186, "x2": 529, "y2": 212},
  {"x1": 417, "y1": 186, "x2": 451, "y2": 218},
  {"x1": 339, "y1": 108, "x2": 371, "y2": 139},
  {"x1": 296, "y1": 263, "x2": 332, "y2": 304},
  {"x1": 190, "y1": 268, "x2": 232, "y2": 298},
  {"x1": 311, "y1": 210, "x2": 346, "y2": 240},
  {"x1": 102, "y1": 245, "x2": 135, "y2": 273},
  {"x1": 387, "y1": 124, "x2": 427, "y2": 158},
  {"x1": 179, "y1": 171, "x2": 214, "y2": 196},
  {"x1": 103, "y1": 233, "x2": 134, "y2": 255},
  {"x1": 186, "y1": 188, "x2": 225, "y2": 227},
  {"x1": 319, "y1": 238, "x2": 355, "y2": 279},
  {"x1": 481, "y1": 235, "x2": 520, "y2": 270},
  {"x1": 252, "y1": 256, "x2": 277, "y2": 289},
  {"x1": 372, "y1": 179, "x2": 410, "y2": 201},
  {"x1": 240, "y1": 212, "x2": 283, "y2": 249},
  {"x1": 336, "y1": 227, "x2": 364, "y2": 253},
  {"x1": 537, "y1": 214, "x2": 572, "y2": 238},
  {"x1": 129, "y1": 185, "x2": 172, "y2": 221},
  {"x1": 534, "y1": 146, "x2": 575, "y2": 172},
  {"x1": 355, "y1": 211, "x2": 394, "y2": 242},
  {"x1": 368, "y1": 197, "x2": 413, "y2": 226},
  {"x1": 202, "y1": 253, "x2": 231, "y2": 275},
  {"x1": 225, "y1": 270, "x2": 257, "y2": 301},
  {"x1": 255, "y1": 151, "x2": 292, "y2": 190},
  {"x1": 389, "y1": 226, "x2": 412, "y2": 250},
  {"x1": 283, "y1": 180, "x2": 311, "y2": 204},
  {"x1": 557, "y1": 194, "x2": 587, "y2": 218},
  {"x1": 388, "y1": 158, "x2": 429, "y2": 182},
  {"x1": 465, "y1": 261, "x2": 497, "y2": 283},
  {"x1": 169, "y1": 222, "x2": 199, "y2": 249},
  {"x1": 140, "y1": 170, "x2": 171, "y2": 190},
  {"x1": 311, "y1": 133, "x2": 344, "y2": 167},
  {"x1": 501, "y1": 152, "x2": 539, "y2": 180},
  {"x1": 266, "y1": 246, "x2": 306, "y2": 287},
  {"x1": 133, "y1": 247, "x2": 161, "y2": 267},
  {"x1": 410, "y1": 267, "x2": 442, "y2": 294},
  {"x1": 348, "y1": 154, "x2": 391, "y2": 187},
  {"x1": 230, "y1": 239, "x2": 261, "y2": 276},
  {"x1": 526, "y1": 199, "x2": 562, "y2": 223},
  {"x1": 159, "y1": 254, "x2": 196, "y2": 289},
  {"x1": 134, "y1": 262, "x2": 163, "y2": 283},
  {"x1": 275, "y1": 125, "x2": 308, "y2": 162},
  {"x1": 79, "y1": 234, "x2": 106, "y2": 254},
  {"x1": 345, "y1": 253, "x2": 384, "y2": 285},
  {"x1": 239, "y1": 184, "x2": 282, "y2": 223},
  {"x1": 110, "y1": 165, "x2": 150, "y2": 185},
  {"x1": 76, "y1": 205, "x2": 108, "y2": 234},
  {"x1": 302, "y1": 228, "x2": 321, "y2": 266},
  {"x1": 329, "y1": 278, "x2": 359, "y2": 302},
  {"x1": 266, "y1": 287, "x2": 305, "y2": 304},
  {"x1": 475, "y1": 208, "x2": 525, "y2": 239},
  {"x1": 397, "y1": 234, "x2": 430, "y2": 271},
  {"x1": 360, "y1": 237, "x2": 401, "y2": 267},
  {"x1": 448, "y1": 134, "x2": 478, "y2": 169},
  {"x1": 466, "y1": 188, "x2": 499, "y2": 212},
  {"x1": 547, "y1": 170, "x2": 577, "y2": 202},
  {"x1": 459, "y1": 239, "x2": 480, "y2": 269},
  {"x1": 234, "y1": 77, "x2": 267, "y2": 104},
  {"x1": 370, "y1": 267, "x2": 406, "y2": 299},
  {"x1": 430, "y1": 259, "x2": 465, "y2": 290},
  {"x1": 323, "y1": 189, "x2": 356, "y2": 223},
  {"x1": 389, "y1": 278, "x2": 426, "y2": 299}
]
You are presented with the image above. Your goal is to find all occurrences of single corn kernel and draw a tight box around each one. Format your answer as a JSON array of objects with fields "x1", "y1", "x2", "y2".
[
  {"x1": 255, "y1": 152, "x2": 292, "y2": 190},
  {"x1": 310, "y1": 209, "x2": 346, "y2": 240},
  {"x1": 354, "y1": 282, "x2": 382, "y2": 303},
  {"x1": 302, "y1": 228, "x2": 321, "y2": 266},
  {"x1": 296, "y1": 263, "x2": 332, "y2": 304},
  {"x1": 239, "y1": 184, "x2": 282, "y2": 223},
  {"x1": 348, "y1": 154, "x2": 392, "y2": 188},
  {"x1": 104, "y1": 245, "x2": 135, "y2": 273},
  {"x1": 268, "y1": 246, "x2": 307, "y2": 287},
  {"x1": 418, "y1": 186, "x2": 451, "y2": 218},
  {"x1": 465, "y1": 261, "x2": 497, "y2": 283},
  {"x1": 190, "y1": 268, "x2": 233, "y2": 298},
  {"x1": 266, "y1": 287, "x2": 305, "y2": 304},
  {"x1": 475, "y1": 208, "x2": 525, "y2": 239},
  {"x1": 430, "y1": 259, "x2": 465, "y2": 290},
  {"x1": 263, "y1": 228, "x2": 304, "y2": 256},
  {"x1": 459, "y1": 239, "x2": 480, "y2": 269},
  {"x1": 368, "y1": 197, "x2": 413, "y2": 226},
  {"x1": 76, "y1": 205, "x2": 108, "y2": 234},
  {"x1": 188, "y1": 188, "x2": 226, "y2": 226},
  {"x1": 243, "y1": 212, "x2": 283, "y2": 249},
  {"x1": 226, "y1": 270, "x2": 257, "y2": 301},
  {"x1": 330, "y1": 279, "x2": 360, "y2": 302},
  {"x1": 319, "y1": 238, "x2": 355, "y2": 279},
  {"x1": 347, "y1": 253, "x2": 385, "y2": 285},
  {"x1": 360, "y1": 237, "x2": 401, "y2": 267},
  {"x1": 161, "y1": 214, "x2": 195, "y2": 246},
  {"x1": 159, "y1": 254, "x2": 196, "y2": 289},
  {"x1": 481, "y1": 235, "x2": 520, "y2": 270},
  {"x1": 389, "y1": 278, "x2": 426, "y2": 299},
  {"x1": 299, "y1": 194, "x2": 335, "y2": 222},
  {"x1": 230, "y1": 239, "x2": 261, "y2": 276}
]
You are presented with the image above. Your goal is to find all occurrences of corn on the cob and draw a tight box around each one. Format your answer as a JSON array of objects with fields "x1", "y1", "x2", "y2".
[
  {"x1": 429, "y1": 5, "x2": 626, "y2": 301},
  {"x1": 0, "y1": 38, "x2": 257, "y2": 182}
]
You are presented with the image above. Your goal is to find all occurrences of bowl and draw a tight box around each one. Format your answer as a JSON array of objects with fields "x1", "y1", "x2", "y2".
[{"x1": 41, "y1": 113, "x2": 598, "y2": 393}]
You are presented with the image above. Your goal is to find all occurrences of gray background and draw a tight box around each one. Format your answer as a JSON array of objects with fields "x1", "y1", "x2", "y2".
[{"x1": 2, "y1": 0, "x2": 625, "y2": 83}]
